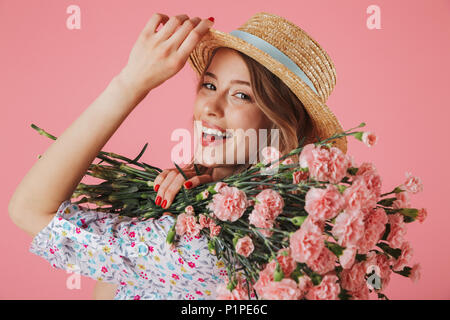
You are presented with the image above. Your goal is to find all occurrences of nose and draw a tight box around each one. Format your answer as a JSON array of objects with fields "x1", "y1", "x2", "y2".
[{"x1": 202, "y1": 95, "x2": 225, "y2": 118}]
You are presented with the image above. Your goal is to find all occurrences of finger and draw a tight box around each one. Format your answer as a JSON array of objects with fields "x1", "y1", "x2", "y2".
[
  {"x1": 156, "y1": 170, "x2": 178, "y2": 206},
  {"x1": 155, "y1": 14, "x2": 190, "y2": 41},
  {"x1": 161, "y1": 173, "x2": 187, "y2": 209},
  {"x1": 177, "y1": 18, "x2": 214, "y2": 58},
  {"x1": 167, "y1": 17, "x2": 201, "y2": 50},
  {"x1": 141, "y1": 13, "x2": 169, "y2": 37},
  {"x1": 153, "y1": 169, "x2": 171, "y2": 192},
  {"x1": 184, "y1": 174, "x2": 214, "y2": 189}
]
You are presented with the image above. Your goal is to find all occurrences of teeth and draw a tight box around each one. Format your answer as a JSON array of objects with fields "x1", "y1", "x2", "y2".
[{"x1": 202, "y1": 126, "x2": 232, "y2": 138}]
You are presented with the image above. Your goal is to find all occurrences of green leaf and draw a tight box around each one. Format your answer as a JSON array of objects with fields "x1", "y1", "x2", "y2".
[
  {"x1": 378, "y1": 197, "x2": 396, "y2": 207},
  {"x1": 290, "y1": 265, "x2": 303, "y2": 283},
  {"x1": 377, "y1": 292, "x2": 389, "y2": 300},
  {"x1": 376, "y1": 242, "x2": 402, "y2": 259},
  {"x1": 338, "y1": 288, "x2": 352, "y2": 300},
  {"x1": 310, "y1": 272, "x2": 323, "y2": 286},
  {"x1": 325, "y1": 241, "x2": 344, "y2": 257},
  {"x1": 346, "y1": 167, "x2": 359, "y2": 176},
  {"x1": 355, "y1": 253, "x2": 367, "y2": 262},
  {"x1": 381, "y1": 223, "x2": 391, "y2": 241}
]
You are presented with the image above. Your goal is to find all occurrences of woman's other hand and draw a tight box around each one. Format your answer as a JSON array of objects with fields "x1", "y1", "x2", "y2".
[
  {"x1": 117, "y1": 13, "x2": 214, "y2": 94},
  {"x1": 153, "y1": 167, "x2": 213, "y2": 209}
]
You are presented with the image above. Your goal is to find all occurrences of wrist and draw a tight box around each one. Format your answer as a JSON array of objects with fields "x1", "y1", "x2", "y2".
[{"x1": 114, "y1": 69, "x2": 151, "y2": 100}]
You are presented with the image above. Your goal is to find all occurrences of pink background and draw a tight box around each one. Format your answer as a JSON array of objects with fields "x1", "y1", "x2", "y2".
[{"x1": 1, "y1": 0, "x2": 449, "y2": 299}]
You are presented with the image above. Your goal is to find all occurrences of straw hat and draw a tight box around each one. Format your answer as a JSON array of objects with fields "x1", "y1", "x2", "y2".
[{"x1": 188, "y1": 12, "x2": 347, "y2": 153}]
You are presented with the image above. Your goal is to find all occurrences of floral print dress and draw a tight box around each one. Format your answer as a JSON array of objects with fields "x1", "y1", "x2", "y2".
[{"x1": 29, "y1": 200, "x2": 228, "y2": 300}]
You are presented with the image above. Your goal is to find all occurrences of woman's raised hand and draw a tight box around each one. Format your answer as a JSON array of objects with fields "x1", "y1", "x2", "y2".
[
  {"x1": 118, "y1": 14, "x2": 214, "y2": 93},
  {"x1": 153, "y1": 167, "x2": 213, "y2": 209}
]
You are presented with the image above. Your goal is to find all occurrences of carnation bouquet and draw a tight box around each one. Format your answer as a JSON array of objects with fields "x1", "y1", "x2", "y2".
[{"x1": 31, "y1": 122, "x2": 426, "y2": 300}]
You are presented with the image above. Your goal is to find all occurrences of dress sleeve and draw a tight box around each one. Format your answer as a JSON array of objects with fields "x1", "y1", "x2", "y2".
[{"x1": 29, "y1": 199, "x2": 178, "y2": 287}]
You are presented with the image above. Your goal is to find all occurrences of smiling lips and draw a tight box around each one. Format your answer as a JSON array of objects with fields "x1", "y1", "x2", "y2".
[{"x1": 200, "y1": 120, "x2": 231, "y2": 147}]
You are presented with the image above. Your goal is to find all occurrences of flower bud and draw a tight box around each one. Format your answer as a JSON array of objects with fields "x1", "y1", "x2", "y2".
[
  {"x1": 166, "y1": 225, "x2": 176, "y2": 245},
  {"x1": 273, "y1": 262, "x2": 284, "y2": 282},
  {"x1": 208, "y1": 239, "x2": 216, "y2": 255},
  {"x1": 291, "y1": 216, "x2": 307, "y2": 226}
]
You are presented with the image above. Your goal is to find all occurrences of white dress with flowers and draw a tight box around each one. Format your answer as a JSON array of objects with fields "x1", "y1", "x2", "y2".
[{"x1": 29, "y1": 200, "x2": 228, "y2": 300}]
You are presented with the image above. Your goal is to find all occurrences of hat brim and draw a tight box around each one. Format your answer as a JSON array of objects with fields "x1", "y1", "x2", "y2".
[{"x1": 188, "y1": 28, "x2": 347, "y2": 154}]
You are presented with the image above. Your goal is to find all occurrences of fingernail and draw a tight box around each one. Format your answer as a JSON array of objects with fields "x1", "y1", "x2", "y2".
[
  {"x1": 161, "y1": 200, "x2": 167, "y2": 209},
  {"x1": 208, "y1": 17, "x2": 214, "y2": 22},
  {"x1": 155, "y1": 196, "x2": 162, "y2": 206},
  {"x1": 154, "y1": 184, "x2": 160, "y2": 192},
  {"x1": 184, "y1": 181, "x2": 193, "y2": 189}
]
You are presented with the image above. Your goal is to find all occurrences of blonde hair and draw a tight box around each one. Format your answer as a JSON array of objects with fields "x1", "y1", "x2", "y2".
[{"x1": 183, "y1": 47, "x2": 311, "y2": 177}]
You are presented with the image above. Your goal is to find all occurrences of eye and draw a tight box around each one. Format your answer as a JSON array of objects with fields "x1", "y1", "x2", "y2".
[{"x1": 201, "y1": 82, "x2": 252, "y2": 101}]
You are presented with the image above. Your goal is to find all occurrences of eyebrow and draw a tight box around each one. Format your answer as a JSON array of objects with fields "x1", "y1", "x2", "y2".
[{"x1": 204, "y1": 71, "x2": 251, "y2": 87}]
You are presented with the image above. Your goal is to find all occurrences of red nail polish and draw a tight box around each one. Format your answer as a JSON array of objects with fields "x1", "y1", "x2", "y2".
[
  {"x1": 155, "y1": 196, "x2": 162, "y2": 206},
  {"x1": 208, "y1": 17, "x2": 214, "y2": 22},
  {"x1": 154, "y1": 184, "x2": 160, "y2": 192},
  {"x1": 184, "y1": 181, "x2": 193, "y2": 189},
  {"x1": 161, "y1": 200, "x2": 167, "y2": 209}
]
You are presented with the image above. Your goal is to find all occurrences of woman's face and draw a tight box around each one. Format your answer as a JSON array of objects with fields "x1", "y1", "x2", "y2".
[{"x1": 193, "y1": 48, "x2": 272, "y2": 168}]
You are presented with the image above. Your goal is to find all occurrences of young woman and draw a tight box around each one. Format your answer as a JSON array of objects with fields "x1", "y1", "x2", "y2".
[{"x1": 9, "y1": 12, "x2": 346, "y2": 299}]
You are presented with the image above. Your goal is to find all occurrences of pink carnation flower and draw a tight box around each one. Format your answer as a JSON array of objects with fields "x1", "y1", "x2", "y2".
[
  {"x1": 364, "y1": 251, "x2": 393, "y2": 290},
  {"x1": 175, "y1": 213, "x2": 201, "y2": 237},
  {"x1": 209, "y1": 221, "x2": 221, "y2": 237},
  {"x1": 344, "y1": 178, "x2": 378, "y2": 213},
  {"x1": 255, "y1": 189, "x2": 284, "y2": 220},
  {"x1": 275, "y1": 248, "x2": 297, "y2": 277},
  {"x1": 248, "y1": 206, "x2": 274, "y2": 237},
  {"x1": 392, "y1": 241, "x2": 413, "y2": 271},
  {"x1": 207, "y1": 185, "x2": 248, "y2": 222},
  {"x1": 416, "y1": 208, "x2": 427, "y2": 223},
  {"x1": 349, "y1": 285, "x2": 370, "y2": 300},
  {"x1": 175, "y1": 213, "x2": 188, "y2": 236},
  {"x1": 392, "y1": 191, "x2": 411, "y2": 209},
  {"x1": 298, "y1": 275, "x2": 313, "y2": 296},
  {"x1": 289, "y1": 217, "x2": 325, "y2": 264},
  {"x1": 292, "y1": 170, "x2": 309, "y2": 184},
  {"x1": 340, "y1": 261, "x2": 366, "y2": 292},
  {"x1": 308, "y1": 247, "x2": 336, "y2": 275},
  {"x1": 339, "y1": 245, "x2": 357, "y2": 270},
  {"x1": 214, "y1": 182, "x2": 228, "y2": 193},
  {"x1": 254, "y1": 261, "x2": 276, "y2": 295},
  {"x1": 198, "y1": 214, "x2": 211, "y2": 229},
  {"x1": 185, "y1": 205, "x2": 195, "y2": 215},
  {"x1": 305, "y1": 184, "x2": 344, "y2": 221},
  {"x1": 356, "y1": 163, "x2": 382, "y2": 200},
  {"x1": 362, "y1": 132, "x2": 378, "y2": 147},
  {"x1": 299, "y1": 144, "x2": 350, "y2": 184},
  {"x1": 306, "y1": 274, "x2": 340, "y2": 300},
  {"x1": 409, "y1": 263, "x2": 421, "y2": 283},
  {"x1": 185, "y1": 215, "x2": 201, "y2": 237},
  {"x1": 235, "y1": 236, "x2": 255, "y2": 257},
  {"x1": 258, "y1": 278, "x2": 301, "y2": 300},
  {"x1": 331, "y1": 209, "x2": 365, "y2": 247},
  {"x1": 216, "y1": 278, "x2": 249, "y2": 300},
  {"x1": 357, "y1": 207, "x2": 388, "y2": 254},
  {"x1": 387, "y1": 213, "x2": 406, "y2": 249},
  {"x1": 402, "y1": 172, "x2": 423, "y2": 194}
]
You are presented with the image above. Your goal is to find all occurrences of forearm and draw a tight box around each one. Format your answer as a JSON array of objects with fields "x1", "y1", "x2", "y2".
[{"x1": 9, "y1": 74, "x2": 149, "y2": 219}]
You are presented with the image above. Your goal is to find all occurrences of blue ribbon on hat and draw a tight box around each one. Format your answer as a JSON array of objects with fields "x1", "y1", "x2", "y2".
[{"x1": 229, "y1": 29, "x2": 318, "y2": 95}]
